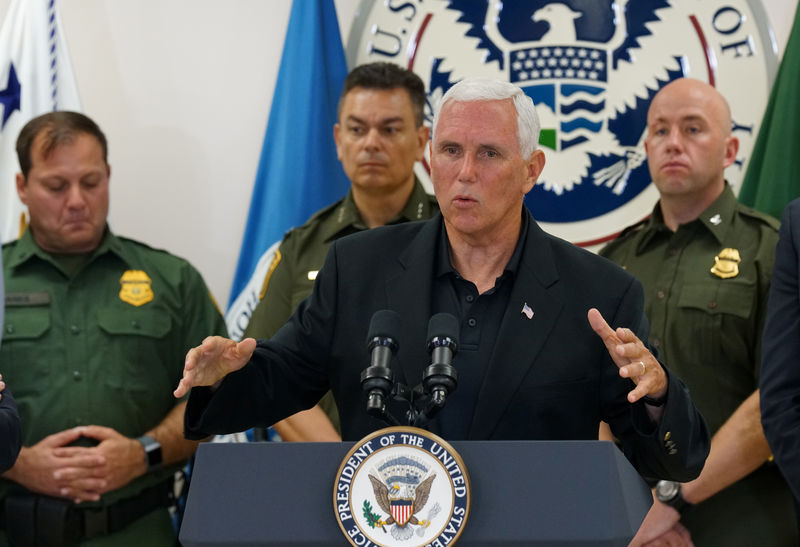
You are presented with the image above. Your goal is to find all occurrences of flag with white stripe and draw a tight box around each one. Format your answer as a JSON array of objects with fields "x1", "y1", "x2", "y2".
[{"x1": 0, "y1": 0, "x2": 81, "y2": 243}]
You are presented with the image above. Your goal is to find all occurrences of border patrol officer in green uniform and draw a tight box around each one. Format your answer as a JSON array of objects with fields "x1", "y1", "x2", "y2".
[
  {"x1": 242, "y1": 63, "x2": 437, "y2": 441},
  {"x1": 0, "y1": 112, "x2": 226, "y2": 546},
  {"x1": 601, "y1": 79, "x2": 797, "y2": 546}
]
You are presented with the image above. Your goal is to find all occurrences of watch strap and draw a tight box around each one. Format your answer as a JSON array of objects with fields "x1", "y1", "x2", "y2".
[
  {"x1": 136, "y1": 435, "x2": 163, "y2": 470},
  {"x1": 658, "y1": 481, "x2": 690, "y2": 513}
]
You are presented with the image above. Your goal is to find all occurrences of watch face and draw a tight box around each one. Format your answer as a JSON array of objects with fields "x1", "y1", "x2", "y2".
[{"x1": 656, "y1": 480, "x2": 679, "y2": 501}]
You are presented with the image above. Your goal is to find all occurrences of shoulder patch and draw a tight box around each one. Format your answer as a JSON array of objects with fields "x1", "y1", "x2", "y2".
[{"x1": 258, "y1": 249, "x2": 282, "y2": 300}]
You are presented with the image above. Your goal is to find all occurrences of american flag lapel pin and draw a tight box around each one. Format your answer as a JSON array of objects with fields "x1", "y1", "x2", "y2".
[{"x1": 521, "y1": 302, "x2": 534, "y2": 320}]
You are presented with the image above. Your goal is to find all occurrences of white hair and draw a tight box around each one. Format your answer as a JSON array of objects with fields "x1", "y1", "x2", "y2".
[{"x1": 431, "y1": 77, "x2": 541, "y2": 159}]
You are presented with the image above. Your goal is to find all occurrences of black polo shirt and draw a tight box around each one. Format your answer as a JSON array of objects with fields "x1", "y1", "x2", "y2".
[{"x1": 429, "y1": 211, "x2": 529, "y2": 439}]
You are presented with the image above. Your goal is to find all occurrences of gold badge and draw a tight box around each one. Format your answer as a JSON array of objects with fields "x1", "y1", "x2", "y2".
[
  {"x1": 710, "y1": 248, "x2": 741, "y2": 279},
  {"x1": 119, "y1": 270, "x2": 154, "y2": 306}
]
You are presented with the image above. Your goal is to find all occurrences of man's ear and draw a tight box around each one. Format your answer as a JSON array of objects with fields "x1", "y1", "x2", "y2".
[
  {"x1": 415, "y1": 125, "x2": 430, "y2": 161},
  {"x1": 333, "y1": 123, "x2": 343, "y2": 161},
  {"x1": 524, "y1": 149, "x2": 546, "y2": 193},
  {"x1": 722, "y1": 135, "x2": 739, "y2": 169},
  {"x1": 15, "y1": 173, "x2": 28, "y2": 206}
]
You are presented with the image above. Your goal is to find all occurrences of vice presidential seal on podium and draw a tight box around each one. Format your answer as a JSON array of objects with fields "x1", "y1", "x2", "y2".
[
  {"x1": 333, "y1": 311, "x2": 470, "y2": 546},
  {"x1": 334, "y1": 427, "x2": 470, "y2": 547}
]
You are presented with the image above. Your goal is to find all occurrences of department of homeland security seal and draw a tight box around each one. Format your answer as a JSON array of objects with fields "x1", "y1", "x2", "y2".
[
  {"x1": 333, "y1": 427, "x2": 470, "y2": 546},
  {"x1": 346, "y1": 0, "x2": 777, "y2": 247}
]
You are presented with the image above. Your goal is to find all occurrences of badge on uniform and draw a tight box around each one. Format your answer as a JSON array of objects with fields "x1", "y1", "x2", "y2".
[
  {"x1": 710, "y1": 248, "x2": 741, "y2": 279},
  {"x1": 119, "y1": 270, "x2": 154, "y2": 306}
]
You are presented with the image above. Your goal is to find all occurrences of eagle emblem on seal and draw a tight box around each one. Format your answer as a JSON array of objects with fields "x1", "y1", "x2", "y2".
[{"x1": 363, "y1": 456, "x2": 438, "y2": 541}]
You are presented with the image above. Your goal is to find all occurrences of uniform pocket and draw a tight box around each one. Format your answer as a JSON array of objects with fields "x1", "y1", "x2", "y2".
[
  {"x1": 96, "y1": 308, "x2": 173, "y2": 391},
  {"x1": 676, "y1": 280, "x2": 757, "y2": 368},
  {"x1": 1, "y1": 307, "x2": 53, "y2": 395},
  {"x1": 678, "y1": 281, "x2": 754, "y2": 319}
]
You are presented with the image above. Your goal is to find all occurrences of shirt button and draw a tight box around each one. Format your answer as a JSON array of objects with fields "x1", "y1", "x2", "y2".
[
  {"x1": 466, "y1": 295, "x2": 475, "y2": 303},
  {"x1": 656, "y1": 290, "x2": 665, "y2": 299},
  {"x1": 70, "y1": 325, "x2": 81, "y2": 335},
  {"x1": 651, "y1": 338, "x2": 661, "y2": 348},
  {"x1": 131, "y1": 320, "x2": 140, "y2": 329},
  {"x1": 467, "y1": 318, "x2": 477, "y2": 327},
  {"x1": 73, "y1": 371, "x2": 82, "y2": 381},
  {"x1": 708, "y1": 301, "x2": 717, "y2": 309},
  {"x1": 5, "y1": 325, "x2": 14, "y2": 334}
]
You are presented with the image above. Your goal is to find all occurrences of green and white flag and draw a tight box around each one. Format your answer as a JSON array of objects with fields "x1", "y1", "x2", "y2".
[{"x1": 739, "y1": 7, "x2": 800, "y2": 220}]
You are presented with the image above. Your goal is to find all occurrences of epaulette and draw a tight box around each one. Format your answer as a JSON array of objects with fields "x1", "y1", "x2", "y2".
[
  {"x1": 281, "y1": 196, "x2": 348, "y2": 241},
  {"x1": 737, "y1": 204, "x2": 780, "y2": 232},
  {"x1": 114, "y1": 235, "x2": 193, "y2": 266},
  {"x1": 116, "y1": 235, "x2": 165, "y2": 254},
  {"x1": 616, "y1": 216, "x2": 650, "y2": 239}
]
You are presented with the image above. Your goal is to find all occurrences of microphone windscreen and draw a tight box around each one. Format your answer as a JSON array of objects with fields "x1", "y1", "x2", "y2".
[
  {"x1": 367, "y1": 309, "x2": 402, "y2": 344},
  {"x1": 427, "y1": 312, "x2": 459, "y2": 343}
]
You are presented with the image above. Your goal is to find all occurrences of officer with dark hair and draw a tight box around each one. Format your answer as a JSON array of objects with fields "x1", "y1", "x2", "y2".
[{"x1": 243, "y1": 62, "x2": 438, "y2": 441}]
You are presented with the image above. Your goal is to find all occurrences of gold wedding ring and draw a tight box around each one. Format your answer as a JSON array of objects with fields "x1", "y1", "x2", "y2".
[{"x1": 639, "y1": 361, "x2": 646, "y2": 375}]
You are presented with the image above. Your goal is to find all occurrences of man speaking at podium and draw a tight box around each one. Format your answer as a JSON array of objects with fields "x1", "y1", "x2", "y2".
[{"x1": 176, "y1": 78, "x2": 709, "y2": 481}]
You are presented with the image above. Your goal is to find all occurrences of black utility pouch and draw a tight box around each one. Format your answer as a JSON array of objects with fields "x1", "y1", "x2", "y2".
[{"x1": 4, "y1": 495, "x2": 80, "y2": 547}]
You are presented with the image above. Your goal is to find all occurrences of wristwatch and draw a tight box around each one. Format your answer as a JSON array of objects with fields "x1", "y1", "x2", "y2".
[
  {"x1": 136, "y1": 435, "x2": 163, "y2": 470},
  {"x1": 655, "y1": 480, "x2": 690, "y2": 513}
]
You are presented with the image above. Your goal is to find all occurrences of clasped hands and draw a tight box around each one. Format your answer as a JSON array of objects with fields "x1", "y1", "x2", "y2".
[{"x1": 4, "y1": 426, "x2": 149, "y2": 503}]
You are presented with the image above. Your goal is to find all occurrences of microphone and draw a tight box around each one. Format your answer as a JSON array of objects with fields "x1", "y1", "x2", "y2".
[
  {"x1": 422, "y1": 313, "x2": 459, "y2": 411},
  {"x1": 360, "y1": 310, "x2": 401, "y2": 422}
]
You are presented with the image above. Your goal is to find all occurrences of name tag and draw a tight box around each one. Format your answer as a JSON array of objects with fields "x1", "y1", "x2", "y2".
[{"x1": 5, "y1": 291, "x2": 51, "y2": 307}]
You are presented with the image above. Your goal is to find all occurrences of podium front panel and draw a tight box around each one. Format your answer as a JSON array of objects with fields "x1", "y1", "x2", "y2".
[{"x1": 180, "y1": 440, "x2": 650, "y2": 546}]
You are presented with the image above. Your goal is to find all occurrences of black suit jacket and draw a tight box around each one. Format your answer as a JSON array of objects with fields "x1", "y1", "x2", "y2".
[
  {"x1": 0, "y1": 387, "x2": 22, "y2": 473},
  {"x1": 761, "y1": 198, "x2": 800, "y2": 501},
  {"x1": 187, "y1": 210, "x2": 708, "y2": 480}
]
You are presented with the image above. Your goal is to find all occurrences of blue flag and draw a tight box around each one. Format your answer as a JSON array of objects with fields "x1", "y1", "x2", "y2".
[{"x1": 226, "y1": 0, "x2": 349, "y2": 340}]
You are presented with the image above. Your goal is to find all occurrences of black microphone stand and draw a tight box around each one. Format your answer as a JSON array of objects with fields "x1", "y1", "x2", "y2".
[{"x1": 360, "y1": 312, "x2": 459, "y2": 430}]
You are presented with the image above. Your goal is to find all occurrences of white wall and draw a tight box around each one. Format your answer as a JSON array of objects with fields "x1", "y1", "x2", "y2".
[{"x1": 0, "y1": 0, "x2": 797, "y2": 307}]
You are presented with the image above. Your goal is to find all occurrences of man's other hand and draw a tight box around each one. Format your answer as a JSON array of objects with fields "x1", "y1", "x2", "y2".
[{"x1": 174, "y1": 336, "x2": 257, "y2": 398}]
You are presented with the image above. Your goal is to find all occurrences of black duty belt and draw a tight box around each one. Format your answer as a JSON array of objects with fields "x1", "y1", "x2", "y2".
[{"x1": 1, "y1": 478, "x2": 174, "y2": 546}]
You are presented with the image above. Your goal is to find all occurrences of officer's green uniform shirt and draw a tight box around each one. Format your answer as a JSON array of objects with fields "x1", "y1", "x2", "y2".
[
  {"x1": 1, "y1": 228, "x2": 227, "y2": 545},
  {"x1": 601, "y1": 185, "x2": 797, "y2": 545},
  {"x1": 243, "y1": 179, "x2": 438, "y2": 433}
]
